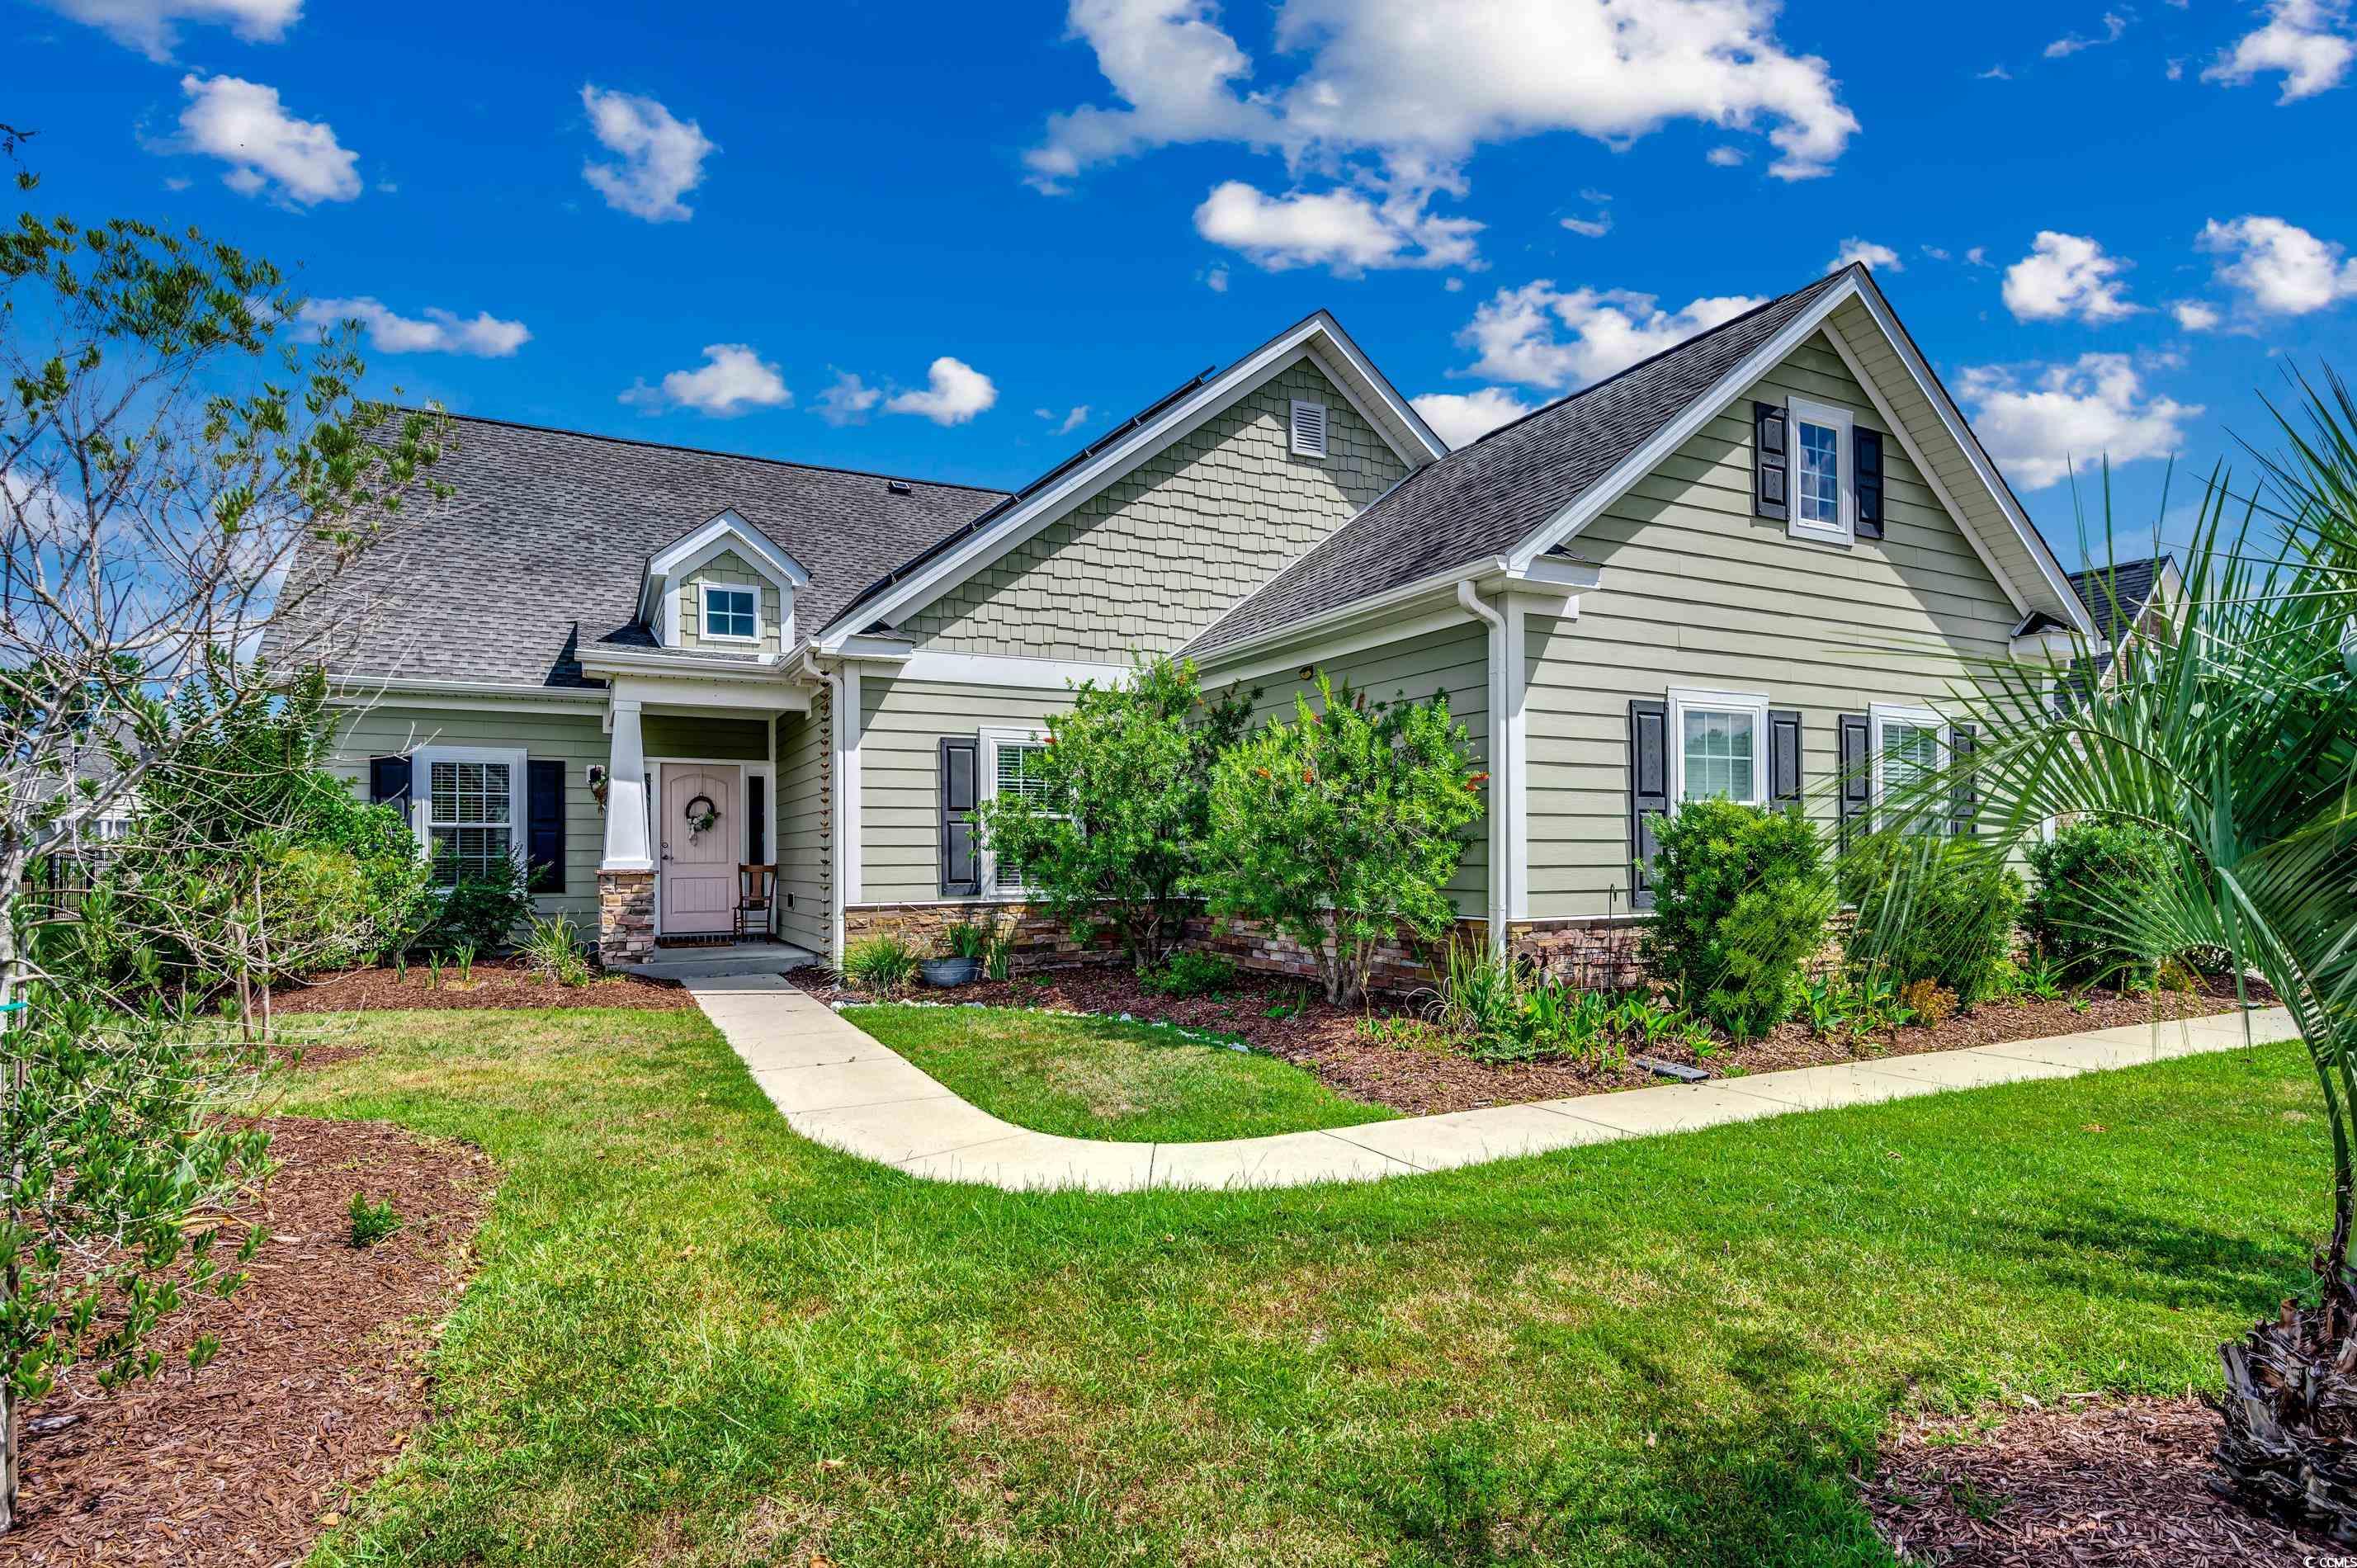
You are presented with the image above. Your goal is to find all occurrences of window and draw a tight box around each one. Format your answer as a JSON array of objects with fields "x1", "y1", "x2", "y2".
[
  {"x1": 416, "y1": 747, "x2": 524, "y2": 886},
  {"x1": 1786, "y1": 395, "x2": 1854, "y2": 544},
  {"x1": 1289, "y1": 399, "x2": 1329, "y2": 459},
  {"x1": 979, "y1": 727, "x2": 1053, "y2": 895},
  {"x1": 1871, "y1": 704, "x2": 1948, "y2": 834},
  {"x1": 700, "y1": 583, "x2": 758, "y2": 641},
  {"x1": 1667, "y1": 688, "x2": 1769, "y2": 805}
]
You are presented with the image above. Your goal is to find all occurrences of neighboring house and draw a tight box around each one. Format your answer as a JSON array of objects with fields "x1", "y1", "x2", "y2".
[
  {"x1": 281, "y1": 262, "x2": 2095, "y2": 974},
  {"x1": 2062, "y1": 553, "x2": 2183, "y2": 692}
]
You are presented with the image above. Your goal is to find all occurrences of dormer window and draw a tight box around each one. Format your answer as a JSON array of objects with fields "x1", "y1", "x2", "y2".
[
  {"x1": 701, "y1": 583, "x2": 758, "y2": 641},
  {"x1": 640, "y1": 508, "x2": 810, "y2": 654}
]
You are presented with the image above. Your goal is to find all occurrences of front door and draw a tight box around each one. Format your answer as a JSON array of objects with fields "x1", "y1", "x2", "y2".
[{"x1": 659, "y1": 762, "x2": 740, "y2": 935}]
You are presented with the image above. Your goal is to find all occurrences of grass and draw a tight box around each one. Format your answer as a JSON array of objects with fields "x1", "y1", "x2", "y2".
[
  {"x1": 842, "y1": 1003, "x2": 1399, "y2": 1141},
  {"x1": 266, "y1": 1004, "x2": 2326, "y2": 1566}
]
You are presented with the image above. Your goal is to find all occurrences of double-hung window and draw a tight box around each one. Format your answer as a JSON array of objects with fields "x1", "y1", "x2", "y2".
[
  {"x1": 978, "y1": 726, "x2": 1054, "y2": 896},
  {"x1": 1667, "y1": 688, "x2": 1770, "y2": 806},
  {"x1": 700, "y1": 583, "x2": 758, "y2": 642},
  {"x1": 1787, "y1": 395, "x2": 1854, "y2": 545},
  {"x1": 414, "y1": 745, "x2": 526, "y2": 886},
  {"x1": 1871, "y1": 704, "x2": 1948, "y2": 834}
]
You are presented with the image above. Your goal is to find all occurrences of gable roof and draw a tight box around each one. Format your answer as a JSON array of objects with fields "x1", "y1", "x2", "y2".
[
  {"x1": 2067, "y1": 554, "x2": 2172, "y2": 649},
  {"x1": 281, "y1": 414, "x2": 1006, "y2": 688},
  {"x1": 1186, "y1": 265, "x2": 2092, "y2": 663}
]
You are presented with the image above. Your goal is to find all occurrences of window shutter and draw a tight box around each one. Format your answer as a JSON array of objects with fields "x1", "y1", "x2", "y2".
[
  {"x1": 1854, "y1": 428, "x2": 1885, "y2": 540},
  {"x1": 526, "y1": 758, "x2": 565, "y2": 894},
  {"x1": 939, "y1": 738, "x2": 980, "y2": 897},
  {"x1": 1627, "y1": 699, "x2": 1669, "y2": 911},
  {"x1": 1947, "y1": 725, "x2": 1978, "y2": 838},
  {"x1": 1768, "y1": 710, "x2": 1802, "y2": 809},
  {"x1": 1289, "y1": 399, "x2": 1329, "y2": 459},
  {"x1": 1836, "y1": 713, "x2": 1871, "y2": 850},
  {"x1": 1753, "y1": 401, "x2": 1789, "y2": 522},
  {"x1": 369, "y1": 754, "x2": 412, "y2": 809}
]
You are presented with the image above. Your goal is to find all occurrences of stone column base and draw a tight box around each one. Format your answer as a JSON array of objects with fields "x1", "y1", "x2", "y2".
[{"x1": 598, "y1": 869, "x2": 657, "y2": 967}]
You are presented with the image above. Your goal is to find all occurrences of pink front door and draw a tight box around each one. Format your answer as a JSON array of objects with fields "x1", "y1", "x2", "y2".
[{"x1": 659, "y1": 762, "x2": 740, "y2": 935}]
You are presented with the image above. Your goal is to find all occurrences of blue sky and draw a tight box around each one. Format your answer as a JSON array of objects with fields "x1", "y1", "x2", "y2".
[{"x1": 10, "y1": 0, "x2": 2357, "y2": 567}]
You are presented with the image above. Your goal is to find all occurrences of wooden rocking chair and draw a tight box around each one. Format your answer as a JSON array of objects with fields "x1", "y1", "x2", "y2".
[{"x1": 734, "y1": 863, "x2": 777, "y2": 941}]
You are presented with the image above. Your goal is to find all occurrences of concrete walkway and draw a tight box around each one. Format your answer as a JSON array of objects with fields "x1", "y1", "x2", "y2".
[{"x1": 685, "y1": 975, "x2": 2302, "y2": 1193}]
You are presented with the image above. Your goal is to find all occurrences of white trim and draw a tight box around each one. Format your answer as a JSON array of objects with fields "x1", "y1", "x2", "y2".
[
  {"x1": 817, "y1": 313, "x2": 1446, "y2": 645},
  {"x1": 1500, "y1": 593, "x2": 1532, "y2": 921},
  {"x1": 1206, "y1": 607, "x2": 1475, "y2": 686},
  {"x1": 893, "y1": 649, "x2": 1133, "y2": 689},
  {"x1": 837, "y1": 663, "x2": 862, "y2": 906},
  {"x1": 1868, "y1": 701, "x2": 1949, "y2": 830},
  {"x1": 411, "y1": 744, "x2": 528, "y2": 887},
  {"x1": 326, "y1": 675, "x2": 609, "y2": 715},
  {"x1": 579, "y1": 647, "x2": 793, "y2": 682},
  {"x1": 976, "y1": 723, "x2": 1051, "y2": 900},
  {"x1": 697, "y1": 580, "x2": 763, "y2": 645},
  {"x1": 1288, "y1": 397, "x2": 1329, "y2": 458},
  {"x1": 646, "y1": 508, "x2": 811, "y2": 588},
  {"x1": 1784, "y1": 394, "x2": 1855, "y2": 547},
  {"x1": 1665, "y1": 687, "x2": 1771, "y2": 807}
]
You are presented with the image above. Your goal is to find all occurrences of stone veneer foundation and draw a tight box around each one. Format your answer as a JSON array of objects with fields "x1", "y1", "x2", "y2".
[{"x1": 598, "y1": 869, "x2": 657, "y2": 966}]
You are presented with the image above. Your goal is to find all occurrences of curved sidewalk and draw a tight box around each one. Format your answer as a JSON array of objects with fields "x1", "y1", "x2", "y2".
[{"x1": 686, "y1": 975, "x2": 2301, "y2": 1193}]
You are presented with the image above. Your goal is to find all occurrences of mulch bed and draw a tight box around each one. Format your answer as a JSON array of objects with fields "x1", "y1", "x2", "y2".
[
  {"x1": 273, "y1": 954, "x2": 695, "y2": 1013},
  {"x1": 0, "y1": 1117, "x2": 497, "y2": 1566},
  {"x1": 792, "y1": 966, "x2": 2267, "y2": 1118},
  {"x1": 1865, "y1": 1397, "x2": 2321, "y2": 1565}
]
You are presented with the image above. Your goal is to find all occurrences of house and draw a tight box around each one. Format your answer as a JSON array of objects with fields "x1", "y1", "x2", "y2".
[{"x1": 285, "y1": 262, "x2": 2095, "y2": 975}]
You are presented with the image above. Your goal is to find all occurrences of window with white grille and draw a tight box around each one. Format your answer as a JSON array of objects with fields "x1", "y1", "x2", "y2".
[
  {"x1": 1289, "y1": 399, "x2": 1329, "y2": 459},
  {"x1": 425, "y1": 756, "x2": 516, "y2": 885},
  {"x1": 979, "y1": 728, "x2": 1055, "y2": 895}
]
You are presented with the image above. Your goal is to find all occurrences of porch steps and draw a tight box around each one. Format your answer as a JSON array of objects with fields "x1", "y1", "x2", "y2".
[{"x1": 622, "y1": 941, "x2": 820, "y2": 981}]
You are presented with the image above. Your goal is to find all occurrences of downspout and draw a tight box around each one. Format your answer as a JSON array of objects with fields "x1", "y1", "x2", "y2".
[
  {"x1": 824, "y1": 661, "x2": 847, "y2": 967},
  {"x1": 1456, "y1": 580, "x2": 1512, "y2": 953}
]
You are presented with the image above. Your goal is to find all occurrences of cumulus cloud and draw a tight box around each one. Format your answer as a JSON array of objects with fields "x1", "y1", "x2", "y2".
[
  {"x1": 580, "y1": 85, "x2": 716, "y2": 223},
  {"x1": 1827, "y1": 238, "x2": 1901, "y2": 274},
  {"x1": 2203, "y1": 0, "x2": 2355, "y2": 102},
  {"x1": 2197, "y1": 214, "x2": 2357, "y2": 314},
  {"x1": 1193, "y1": 181, "x2": 1479, "y2": 272},
  {"x1": 40, "y1": 0, "x2": 298, "y2": 59},
  {"x1": 2170, "y1": 300, "x2": 2223, "y2": 331},
  {"x1": 620, "y1": 344, "x2": 790, "y2": 417},
  {"x1": 1561, "y1": 211, "x2": 1612, "y2": 239},
  {"x1": 1037, "y1": 405, "x2": 1091, "y2": 435},
  {"x1": 1457, "y1": 281, "x2": 1765, "y2": 390},
  {"x1": 1201, "y1": 262, "x2": 1230, "y2": 291},
  {"x1": 885, "y1": 357, "x2": 998, "y2": 425},
  {"x1": 174, "y1": 73, "x2": 357, "y2": 205},
  {"x1": 2000, "y1": 231, "x2": 2140, "y2": 323},
  {"x1": 1959, "y1": 355, "x2": 2199, "y2": 489},
  {"x1": 2045, "y1": 11, "x2": 2128, "y2": 57},
  {"x1": 812, "y1": 370, "x2": 882, "y2": 427},
  {"x1": 1705, "y1": 144, "x2": 1748, "y2": 166},
  {"x1": 1411, "y1": 387, "x2": 1539, "y2": 449},
  {"x1": 297, "y1": 297, "x2": 529, "y2": 357}
]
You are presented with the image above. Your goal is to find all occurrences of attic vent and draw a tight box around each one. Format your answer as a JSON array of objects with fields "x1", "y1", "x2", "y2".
[
  {"x1": 1289, "y1": 399, "x2": 1329, "y2": 459},
  {"x1": 886, "y1": 479, "x2": 913, "y2": 495}
]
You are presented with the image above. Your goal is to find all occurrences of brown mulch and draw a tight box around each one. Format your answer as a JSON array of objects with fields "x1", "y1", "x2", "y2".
[
  {"x1": 791, "y1": 966, "x2": 2268, "y2": 1118},
  {"x1": 0, "y1": 1117, "x2": 497, "y2": 1566},
  {"x1": 273, "y1": 954, "x2": 694, "y2": 1013},
  {"x1": 1865, "y1": 1396, "x2": 2322, "y2": 1566}
]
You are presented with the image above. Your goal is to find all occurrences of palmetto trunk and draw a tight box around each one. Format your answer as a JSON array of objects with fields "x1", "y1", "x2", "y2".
[{"x1": 2215, "y1": 1265, "x2": 2357, "y2": 1542}]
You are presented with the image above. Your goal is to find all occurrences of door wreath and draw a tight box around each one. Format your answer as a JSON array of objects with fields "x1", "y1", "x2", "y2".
[{"x1": 683, "y1": 792, "x2": 720, "y2": 840}]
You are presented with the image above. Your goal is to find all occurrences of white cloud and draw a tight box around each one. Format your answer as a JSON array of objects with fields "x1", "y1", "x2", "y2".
[
  {"x1": 1443, "y1": 276, "x2": 1465, "y2": 292},
  {"x1": 2166, "y1": 57, "x2": 2187, "y2": 79},
  {"x1": 2203, "y1": 0, "x2": 2355, "y2": 102},
  {"x1": 1202, "y1": 262, "x2": 1230, "y2": 291},
  {"x1": 1705, "y1": 144, "x2": 1748, "y2": 167},
  {"x1": 1457, "y1": 281, "x2": 1766, "y2": 390},
  {"x1": 2170, "y1": 300, "x2": 2223, "y2": 331},
  {"x1": 1965, "y1": 245, "x2": 1991, "y2": 267},
  {"x1": 1561, "y1": 212, "x2": 1612, "y2": 239},
  {"x1": 174, "y1": 73, "x2": 357, "y2": 205},
  {"x1": 813, "y1": 370, "x2": 881, "y2": 426},
  {"x1": 2045, "y1": 11, "x2": 2128, "y2": 57},
  {"x1": 620, "y1": 344, "x2": 790, "y2": 417},
  {"x1": 1827, "y1": 238, "x2": 1902, "y2": 274},
  {"x1": 1193, "y1": 181, "x2": 1480, "y2": 272},
  {"x1": 1958, "y1": 355, "x2": 2199, "y2": 489},
  {"x1": 1411, "y1": 387, "x2": 1538, "y2": 449},
  {"x1": 297, "y1": 297, "x2": 529, "y2": 357},
  {"x1": 1977, "y1": 63, "x2": 2013, "y2": 79},
  {"x1": 580, "y1": 85, "x2": 716, "y2": 223},
  {"x1": 2000, "y1": 231, "x2": 2140, "y2": 323},
  {"x1": 885, "y1": 357, "x2": 998, "y2": 425},
  {"x1": 2197, "y1": 214, "x2": 2357, "y2": 313},
  {"x1": 40, "y1": 0, "x2": 299, "y2": 59},
  {"x1": 1920, "y1": 244, "x2": 1952, "y2": 262},
  {"x1": 1037, "y1": 404, "x2": 1091, "y2": 435}
]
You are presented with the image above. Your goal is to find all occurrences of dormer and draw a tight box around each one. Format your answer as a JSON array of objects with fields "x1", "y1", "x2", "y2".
[{"x1": 638, "y1": 509, "x2": 810, "y2": 659}]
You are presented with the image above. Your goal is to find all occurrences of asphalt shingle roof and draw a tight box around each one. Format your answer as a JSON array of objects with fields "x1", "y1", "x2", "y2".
[
  {"x1": 276, "y1": 415, "x2": 1008, "y2": 687},
  {"x1": 2066, "y1": 554, "x2": 2170, "y2": 649},
  {"x1": 1184, "y1": 268, "x2": 1856, "y2": 661}
]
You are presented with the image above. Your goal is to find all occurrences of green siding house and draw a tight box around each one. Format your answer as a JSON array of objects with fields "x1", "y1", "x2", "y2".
[{"x1": 280, "y1": 266, "x2": 2095, "y2": 972}]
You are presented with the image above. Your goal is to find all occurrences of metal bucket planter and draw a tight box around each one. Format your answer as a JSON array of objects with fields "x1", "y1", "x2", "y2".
[{"x1": 922, "y1": 956, "x2": 981, "y2": 988}]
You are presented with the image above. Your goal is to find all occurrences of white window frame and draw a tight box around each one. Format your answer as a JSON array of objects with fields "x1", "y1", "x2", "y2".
[
  {"x1": 1289, "y1": 398, "x2": 1330, "y2": 459},
  {"x1": 977, "y1": 725, "x2": 1052, "y2": 899},
  {"x1": 1666, "y1": 687, "x2": 1770, "y2": 807},
  {"x1": 1786, "y1": 394, "x2": 1855, "y2": 546},
  {"x1": 1869, "y1": 701, "x2": 1950, "y2": 833},
  {"x1": 412, "y1": 744, "x2": 527, "y2": 889},
  {"x1": 697, "y1": 581, "x2": 762, "y2": 644}
]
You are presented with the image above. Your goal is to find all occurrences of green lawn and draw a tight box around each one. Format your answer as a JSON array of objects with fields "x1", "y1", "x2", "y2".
[
  {"x1": 275, "y1": 1004, "x2": 2325, "y2": 1566},
  {"x1": 843, "y1": 1003, "x2": 1399, "y2": 1141}
]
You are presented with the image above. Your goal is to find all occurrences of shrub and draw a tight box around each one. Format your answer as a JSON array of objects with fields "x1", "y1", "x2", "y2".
[
  {"x1": 1141, "y1": 950, "x2": 1237, "y2": 999},
  {"x1": 423, "y1": 848, "x2": 532, "y2": 956},
  {"x1": 842, "y1": 930, "x2": 921, "y2": 998},
  {"x1": 2024, "y1": 819, "x2": 2174, "y2": 987},
  {"x1": 1197, "y1": 675, "x2": 1485, "y2": 1008},
  {"x1": 521, "y1": 913, "x2": 593, "y2": 986},
  {"x1": 1639, "y1": 800, "x2": 1833, "y2": 1041},
  {"x1": 973, "y1": 656, "x2": 1259, "y2": 971},
  {"x1": 347, "y1": 1191, "x2": 401, "y2": 1248},
  {"x1": 1899, "y1": 978, "x2": 1958, "y2": 1028},
  {"x1": 1424, "y1": 939, "x2": 1627, "y2": 1067},
  {"x1": 1841, "y1": 830, "x2": 2023, "y2": 1007}
]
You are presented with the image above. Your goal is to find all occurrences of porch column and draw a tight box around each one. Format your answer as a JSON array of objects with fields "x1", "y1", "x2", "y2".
[{"x1": 598, "y1": 697, "x2": 655, "y2": 967}]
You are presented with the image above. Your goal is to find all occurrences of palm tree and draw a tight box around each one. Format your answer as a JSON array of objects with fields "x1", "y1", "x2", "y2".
[{"x1": 1892, "y1": 380, "x2": 2357, "y2": 1539}]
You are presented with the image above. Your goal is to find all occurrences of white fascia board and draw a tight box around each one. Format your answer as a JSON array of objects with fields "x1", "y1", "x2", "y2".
[
  {"x1": 605, "y1": 673, "x2": 813, "y2": 714},
  {"x1": 325, "y1": 674, "x2": 611, "y2": 713},
  {"x1": 1188, "y1": 557, "x2": 1511, "y2": 673},
  {"x1": 640, "y1": 508, "x2": 811, "y2": 624},
  {"x1": 1202, "y1": 607, "x2": 1476, "y2": 687},
  {"x1": 829, "y1": 634, "x2": 914, "y2": 663},
  {"x1": 894, "y1": 649, "x2": 1131, "y2": 688},
  {"x1": 816, "y1": 314, "x2": 1446, "y2": 646},
  {"x1": 579, "y1": 648, "x2": 794, "y2": 684}
]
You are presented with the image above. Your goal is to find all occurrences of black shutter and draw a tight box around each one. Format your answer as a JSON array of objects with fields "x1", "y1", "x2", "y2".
[
  {"x1": 1947, "y1": 725, "x2": 1978, "y2": 838},
  {"x1": 526, "y1": 758, "x2": 565, "y2": 894},
  {"x1": 1753, "y1": 401, "x2": 1789, "y2": 522},
  {"x1": 1836, "y1": 713, "x2": 1872, "y2": 850},
  {"x1": 1854, "y1": 428, "x2": 1885, "y2": 540},
  {"x1": 939, "y1": 738, "x2": 980, "y2": 897},
  {"x1": 369, "y1": 754, "x2": 412, "y2": 809},
  {"x1": 1768, "y1": 710, "x2": 1802, "y2": 810},
  {"x1": 1627, "y1": 699, "x2": 1669, "y2": 911}
]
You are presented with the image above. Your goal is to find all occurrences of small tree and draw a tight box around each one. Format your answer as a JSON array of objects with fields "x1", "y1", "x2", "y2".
[
  {"x1": 1197, "y1": 676, "x2": 1483, "y2": 1007},
  {"x1": 972, "y1": 656, "x2": 1255, "y2": 971},
  {"x1": 1640, "y1": 800, "x2": 1833, "y2": 1040}
]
